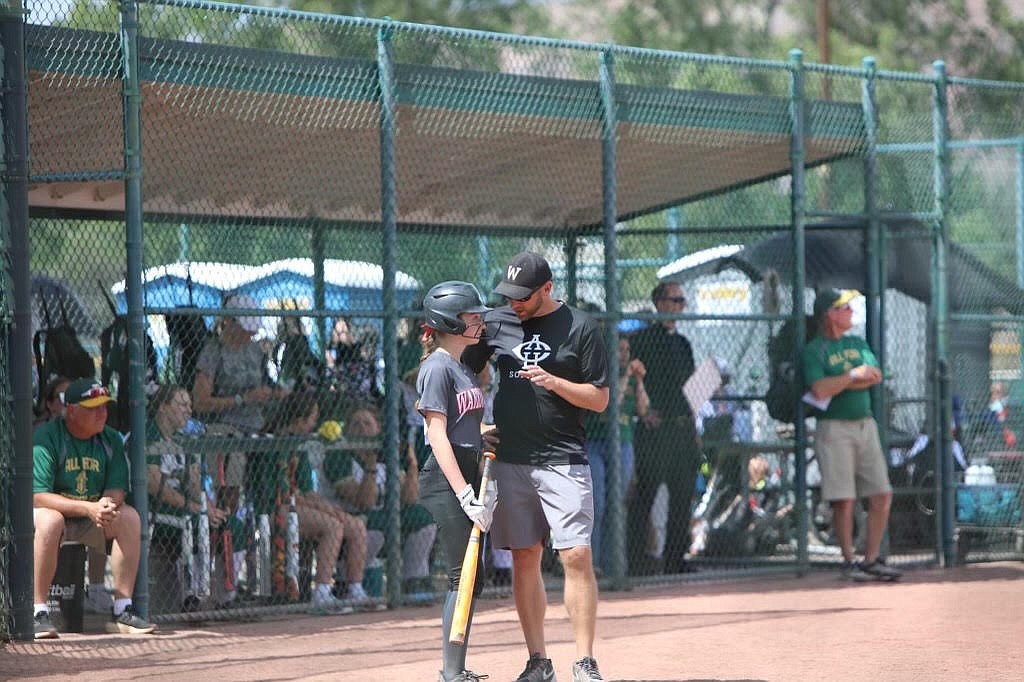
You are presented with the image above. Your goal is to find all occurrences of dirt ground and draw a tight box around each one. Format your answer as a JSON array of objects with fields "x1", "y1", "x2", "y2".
[{"x1": 2, "y1": 562, "x2": 1023, "y2": 682}]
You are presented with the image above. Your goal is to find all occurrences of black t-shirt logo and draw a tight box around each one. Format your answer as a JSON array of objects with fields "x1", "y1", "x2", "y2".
[{"x1": 514, "y1": 334, "x2": 551, "y2": 367}]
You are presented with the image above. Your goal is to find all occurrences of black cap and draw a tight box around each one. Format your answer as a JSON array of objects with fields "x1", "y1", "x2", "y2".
[
  {"x1": 813, "y1": 288, "x2": 861, "y2": 317},
  {"x1": 492, "y1": 251, "x2": 553, "y2": 300}
]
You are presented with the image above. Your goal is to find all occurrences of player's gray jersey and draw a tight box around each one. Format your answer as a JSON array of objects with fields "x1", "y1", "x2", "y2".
[{"x1": 416, "y1": 350, "x2": 485, "y2": 450}]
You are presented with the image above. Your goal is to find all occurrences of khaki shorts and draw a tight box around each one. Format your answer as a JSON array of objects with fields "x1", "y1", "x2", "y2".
[
  {"x1": 34, "y1": 510, "x2": 107, "y2": 552},
  {"x1": 815, "y1": 418, "x2": 892, "y2": 501},
  {"x1": 490, "y1": 460, "x2": 594, "y2": 551}
]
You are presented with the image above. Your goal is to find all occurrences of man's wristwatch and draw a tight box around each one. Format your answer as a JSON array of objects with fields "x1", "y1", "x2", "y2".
[{"x1": 234, "y1": 393, "x2": 244, "y2": 407}]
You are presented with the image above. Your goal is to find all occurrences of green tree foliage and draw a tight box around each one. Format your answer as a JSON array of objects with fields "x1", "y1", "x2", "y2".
[
  {"x1": 557, "y1": 0, "x2": 785, "y2": 57},
  {"x1": 786, "y1": 0, "x2": 1024, "y2": 80},
  {"x1": 269, "y1": 0, "x2": 547, "y2": 36},
  {"x1": 563, "y1": 0, "x2": 1024, "y2": 79}
]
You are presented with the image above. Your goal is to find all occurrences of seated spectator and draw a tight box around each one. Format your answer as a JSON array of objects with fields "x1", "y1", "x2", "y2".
[
  {"x1": 324, "y1": 317, "x2": 383, "y2": 411},
  {"x1": 32, "y1": 379, "x2": 156, "y2": 638},
  {"x1": 329, "y1": 403, "x2": 438, "y2": 596},
  {"x1": 259, "y1": 391, "x2": 370, "y2": 612},
  {"x1": 146, "y1": 385, "x2": 231, "y2": 614},
  {"x1": 983, "y1": 381, "x2": 1017, "y2": 449},
  {"x1": 192, "y1": 293, "x2": 288, "y2": 601},
  {"x1": 192, "y1": 292, "x2": 288, "y2": 433},
  {"x1": 401, "y1": 364, "x2": 431, "y2": 469},
  {"x1": 33, "y1": 375, "x2": 70, "y2": 429},
  {"x1": 31, "y1": 376, "x2": 112, "y2": 613}
]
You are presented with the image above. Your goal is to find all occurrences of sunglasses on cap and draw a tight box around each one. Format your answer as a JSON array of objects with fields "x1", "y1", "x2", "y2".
[
  {"x1": 80, "y1": 386, "x2": 111, "y2": 400},
  {"x1": 65, "y1": 384, "x2": 113, "y2": 407}
]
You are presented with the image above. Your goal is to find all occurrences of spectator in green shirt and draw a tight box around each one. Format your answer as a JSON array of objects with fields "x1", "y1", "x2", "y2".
[
  {"x1": 803, "y1": 289, "x2": 902, "y2": 583},
  {"x1": 32, "y1": 379, "x2": 157, "y2": 638}
]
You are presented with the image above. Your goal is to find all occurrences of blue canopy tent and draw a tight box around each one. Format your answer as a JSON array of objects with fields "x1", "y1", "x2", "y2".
[{"x1": 111, "y1": 259, "x2": 423, "y2": 369}]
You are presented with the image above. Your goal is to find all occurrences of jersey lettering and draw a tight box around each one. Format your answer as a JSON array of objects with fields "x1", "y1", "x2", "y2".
[
  {"x1": 829, "y1": 348, "x2": 863, "y2": 370},
  {"x1": 455, "y1": 387, "x2": 485, "y2": 417},
  {"x1": 64, "y1": 456, "x2": 101, "y2": 473}
]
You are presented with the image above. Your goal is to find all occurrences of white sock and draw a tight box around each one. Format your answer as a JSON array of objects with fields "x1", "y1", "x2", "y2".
[
  {"x1": 313, "y1": 583, "x2": 332, "y2": 600},
  {"x1": 34, "y1": 603, "x2": 48, "y2": 615},
  {"x1": 113, "y1": 598, "x2": 131, "y2": 616},
  {"x1": 232, "y1": 551, "x2": 246, "y2": 584},
  {"x1": 347, "y1": 582, "x2": 366, "y2": 598}
]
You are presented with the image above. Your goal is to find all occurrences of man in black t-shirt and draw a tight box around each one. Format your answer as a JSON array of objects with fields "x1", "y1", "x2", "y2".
[
  {"x1": 627, "y1": 281, "x2": 702, "y2": 576},
  {"x1": 463, "y1": 252, "x2": 609, "y2": 682}
]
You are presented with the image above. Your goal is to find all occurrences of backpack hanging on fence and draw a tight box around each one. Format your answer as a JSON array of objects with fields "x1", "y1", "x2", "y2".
[
  {"x1": 164, "y1": 267, "x2": 213, "y2": 393},
  {"x1": 100, "y1": 287, "x2": 158, "y2": 433},
  {"x1": 165, "y1": 311, "x2": 211, "y2": 393},
  {"x1": 33, "y1": 295, "x2": 96, "y2": 398},
  {"x1": 764, "y1": 315, "x2": 818, "y2": 424}
]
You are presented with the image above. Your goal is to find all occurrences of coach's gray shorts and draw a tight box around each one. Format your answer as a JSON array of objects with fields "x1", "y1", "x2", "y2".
[{"x1": 490, "y1": 460, "x2": 594, "y2": 551}]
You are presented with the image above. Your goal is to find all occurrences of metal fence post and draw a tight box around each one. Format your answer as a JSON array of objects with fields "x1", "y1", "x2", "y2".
[
  {"x1": 1016, "y1": 139, "x2": 1024, "y2": 291},
  {"x1": 120, "y1": 0, "x2": 150, "y2": 616},
  {"x1": 377, "y1": 20, "x2": 402, "y2": 606},
  {"x1": 789, "y1": 48, "x2": 810, "y2": 575},
  {"x1": 1, "y1": 0, "x2": 35, "y2": 641},
  {"x1": 862, "y1": 57, "x2": 886, "y2": 431},
  {"x1": 931, "y1": 61, "x2": 956, "y2": 567},
  {"x1": 599, "y1": 48, "x2": 625, "y2": 587}
]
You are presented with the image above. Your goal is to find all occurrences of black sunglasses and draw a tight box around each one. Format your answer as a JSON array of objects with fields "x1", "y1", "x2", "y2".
[
  {"x1": 659, "y1": 296, "x2": 687, "y2": 304},
  {"x1": 510, "y1": 288, "x2": 540, "y2": 303}
]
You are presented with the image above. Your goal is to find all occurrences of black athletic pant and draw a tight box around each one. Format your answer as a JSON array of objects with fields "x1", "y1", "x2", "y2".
[
  {"x1": 419, "y1": 447, "x2": 486, "y2": 680},
  {"x1": 628, "y1": 419, "x2": 701, "y2": 574}
]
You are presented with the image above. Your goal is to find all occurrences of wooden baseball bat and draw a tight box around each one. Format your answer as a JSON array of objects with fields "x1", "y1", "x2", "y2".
[{"x1": 449, "y1": 452, "x2": 496, "y2": 645}]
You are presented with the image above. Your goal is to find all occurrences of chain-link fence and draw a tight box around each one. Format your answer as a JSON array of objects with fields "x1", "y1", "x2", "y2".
[{"x1": 4, "y1": 0, "x2": 1024, "y2": 637}]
